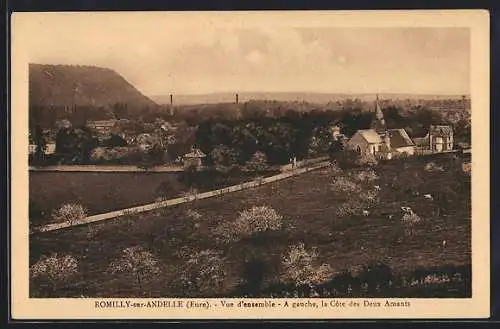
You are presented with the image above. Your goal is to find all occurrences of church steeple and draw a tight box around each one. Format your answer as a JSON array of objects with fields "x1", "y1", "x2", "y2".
[{"x1": 371, "y1": 94, "x2": 387, "y2": 134}]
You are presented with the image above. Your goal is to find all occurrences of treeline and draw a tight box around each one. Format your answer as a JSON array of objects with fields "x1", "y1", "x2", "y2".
[
  {"x1": 229, "y1": 263, "x2": 471, "y2": 298},
  {"x1": 174, "y1": 98, "x2": 469, "y2": 125},
  {"x1": 30, "y1": 104, "x2": 471, "y2": 167},
  {"x1": 29, "y1": 104, "x2": 173, "y2": 129},
  {"x1": 194, "y1": 106, "x2": 470, "y2": 167}
]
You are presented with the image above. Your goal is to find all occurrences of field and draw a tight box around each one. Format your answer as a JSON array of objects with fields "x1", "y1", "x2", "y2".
[
  {"x1": 29, "y1": 170, "x2": 276, "y2": 226},
  {"x1": 30, "y1": 154, "x2": 471, "y2": 298}
]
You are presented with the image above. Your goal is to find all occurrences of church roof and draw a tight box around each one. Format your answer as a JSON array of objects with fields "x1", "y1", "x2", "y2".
[
  {"x1": 370, "y1": 95, "x2": 386, "y2": 134},
  {"x1": 388, "y1": 129, "x2": 415, "y2": 148},
  {"x1": 356, "y1": 129, "x2": 383, "y2": 144}
]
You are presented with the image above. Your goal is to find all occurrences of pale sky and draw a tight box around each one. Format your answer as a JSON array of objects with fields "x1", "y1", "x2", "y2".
[{"x1": 16, "y1": 12, "x2": 470, "y2": 96}]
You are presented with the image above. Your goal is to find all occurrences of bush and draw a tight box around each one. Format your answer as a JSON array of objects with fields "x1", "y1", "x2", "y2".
[
  {"x1": 107, "y1": 246, "x2": 160, "y2": 288},
  {"x1": 210, "y1": 145, "x2": 240, "y2": 173},
  {"x1": 30, "y1": 253, "x2": 78, "y2": 291},
  {"x1": 177, "y1": 249, "x2": 227, "y2": 296},
  {"x1": 351, "y1": 168, "x2": 379, "y2": 183},
  {"x1": 424, "y1": 162, "x2": 445, "y2": 172},
  {"x1": 401, "y1": 212, "x2": 423, "y2": 236},
  {"x1": 215, "y1": 206, "x2": 283, "y2": 243},
  {"x1": 244, "y1": 151, "x2": 269, "y2": 172},
  {"x1": 51, "y1": 203, "x2": 87, "y2": 224},
  {"x1": 335, "y1": 149, "x2": 378, "y2": 170},
  {"x1": 331, "y1": 176, "x2": 361, "y2": 194},
  {"x1": 360, "y1": 189, "x2": 380, "y2": 206},
  {"x1": 280, "y1": 243, "x2": 333, "y2": 286},
  {"x1": 185, "y1": 209, "x2": 202, "y2": 221},
  {"x1": 336, "y1": 201, "x2": 363, "y2": 218},
  {"x1": 401, "y1": 212, "x2": 423, "y2": 226}
]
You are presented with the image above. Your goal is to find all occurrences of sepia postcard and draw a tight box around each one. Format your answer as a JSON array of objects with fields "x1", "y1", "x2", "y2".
[{"x1": 11, "y1": 10, "x2": 490, "y2": 320}]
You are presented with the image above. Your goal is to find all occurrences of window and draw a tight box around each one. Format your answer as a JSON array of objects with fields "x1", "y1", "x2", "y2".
[{"x1": 356, "y1": 146, "x2": 361, "y2": 154}]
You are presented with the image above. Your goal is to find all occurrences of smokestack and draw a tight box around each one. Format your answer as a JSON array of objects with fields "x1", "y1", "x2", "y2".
[
  {"x1": 235, "y1": 93, "x2": 239, "y2": 105},
  {"x1": 170, "y1": 94, "x2": 173, "y2": 106}
]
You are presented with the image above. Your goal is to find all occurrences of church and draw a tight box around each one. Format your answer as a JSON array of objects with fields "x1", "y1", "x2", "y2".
[{"x1": 346, "y1": 96, "x2": 416, "y2": 160}]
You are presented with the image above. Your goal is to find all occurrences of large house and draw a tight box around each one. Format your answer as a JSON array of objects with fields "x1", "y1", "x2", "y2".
[
  {"x1": 347, "y1": 96, "x2": 415, "y2": 159},
  {"x1": 414, "y1": 125, "x2": 454, "y2": 154},
  {"x1": 86, "y1": 119, "x2": 118, "y2": 138}
]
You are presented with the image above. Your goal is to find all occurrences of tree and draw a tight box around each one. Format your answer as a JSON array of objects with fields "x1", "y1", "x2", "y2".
[
  {"x1": 33, "y1": 125, "x2": 47, "y2": 163},
  {"x1": 102, "y1": 134, "x2": 127, "y2": 148},
  {"x1": 215, "y1": 205, "x2": 283, "y2": 243},
  {"x1": 308, "y1": 125, "x2": 335, "y2": 158},
  {"x1": 334, "y1": 149, "x2": 377, "y2": 170},
  {"x1": 55, "y1": 127, "x2": 98, "y2": 164},
  {"x1": 51, "y1": 203, "x2": 87, "y2": 225},
  {"x1": 244, "y1": 151, "x2": 269, "y2": 172},
  {"x1": 30, "y1": 253, "x2": 79, "y2": 294},
  {"x1": 210, "y1": 144, "x2": 240, "y2": 173},
  {"x1": 107, "y1": 246, "x2": 160, "y2": 289},
  {"x1": 176, "y1": 249, "x2": 227, "y2": 296},
  {"x1": 280, "y1": 243, "x2": 333, "y2": 287}
]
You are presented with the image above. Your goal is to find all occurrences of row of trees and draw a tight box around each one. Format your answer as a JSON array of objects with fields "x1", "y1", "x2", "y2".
[
  {"x1": 193, "y1": 105, "x2": 468, "y2": 167},
  {"x1": 29, "y1": 102, "x2": 471, "y2": 167}
]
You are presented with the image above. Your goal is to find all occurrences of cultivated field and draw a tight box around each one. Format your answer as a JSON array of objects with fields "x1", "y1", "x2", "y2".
[{"x1": 30, "y1": 154, "x2": 471, "y2": 298}]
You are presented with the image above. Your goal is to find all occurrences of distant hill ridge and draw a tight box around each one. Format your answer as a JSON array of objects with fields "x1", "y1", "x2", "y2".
[
  {"x1": 151, "y1": 92, "x2": 468, "y2": 106},
  {"x1": 29, "y1": 64, "x2": 158, "y2": 110}
]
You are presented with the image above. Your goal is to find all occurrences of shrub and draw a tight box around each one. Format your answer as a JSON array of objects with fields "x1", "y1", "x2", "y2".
[
  {"x1": 331, "y1": 176, "x2": 361, "y2": 194},
  {"x1": 177, "y1": 249, "x2": 227, "y2": 295},
  {"x1": 210, "y1": 145, "x2": 240, "y2": 173},
  {"x1": 334, "y1": 149, "x2": 361, "y2": 170},
  {"x1": 401, "y1": 212, "x2": 423, "y2": 236},
  {"x1": 358, "y1": 152, "x2": 378, "y2": 167},
  {"x1": 336, "y1": 201, "x2": 363, "y2": 218},
  {"x1": 51, "y1": 203, "x2": 87, "y2": 225},
  {"x1": 30, "y1": 253, "x2": 78, "y2": 291},
  {"x1": 335, "y1": 149, "x2": 378, "y2": 170},
  {"x1": 215, "y1": 206, "x2": 283, "y2": 243},
  {"x1": 351, "y1": 168, "x2": 379, "y2": 183},
  {"x1": 107, "y1": 246, "x2": 160, "y2": 288},
  {"x1": 424, "y1": 162, "x2": 445, "y2": 172},
  {"x1": 360, "y1": 189, "x2": 380, "y2": 206},
  {"x1": 401, "y1": 212, "x2": 423, "y2": 226},
  {"x1": 185, "y1": 209, "x2": 202, "y2": 221},
  {"x1": 280, "y1": 243, "x2": 333, "y2": 286},
  {"x1": 244, "y1": 151, "x2": 269, "y2": 172}
]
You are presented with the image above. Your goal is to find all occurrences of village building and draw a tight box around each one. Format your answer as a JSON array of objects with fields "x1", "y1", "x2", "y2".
[
  {"x1": 86, "y1": 119, "x2": 118, "y2": 138},
  {"x1": 346, "y1": 95, "x2": 415, "y2": 159},
  {"x1": 331, "y1": 125, "x2": 347, "y2": 141},
  {"x1": 29, "y1": 143, "x2": 56, "y2": 155},
  {"x1": 414, "y1": 125, "x2": 454, "y2": 154},
  {"x1": 136, "y1": 133, "x2": 160, "y2": 151},
  {"x1": 55, "y1": 119, "x2": 72, "y2": 129},
  {"x1": 182, "y1": 148, "x2": 206, "y2": 170}
]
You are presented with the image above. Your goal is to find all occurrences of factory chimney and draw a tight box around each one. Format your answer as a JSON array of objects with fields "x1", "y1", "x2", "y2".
[{"x1": 235, "y1": 93, "x2": 239, "y2": 105}]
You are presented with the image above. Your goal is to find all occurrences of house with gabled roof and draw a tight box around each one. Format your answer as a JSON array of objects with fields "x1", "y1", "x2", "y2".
[
  {"x1": 387, "y1": 128, "x2": 415, "y2": 155},
  {"x1": 346, "y1": 95, "x2": 415, "y2": 159},
  {"x1": 414, "y1": 124, "x2": 454, "y2": 154},
  {"x1": 182, "y1": 148, "x2": 206, "y2": 170}
]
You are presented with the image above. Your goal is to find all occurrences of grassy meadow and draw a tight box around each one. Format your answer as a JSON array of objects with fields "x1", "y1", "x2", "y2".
[
  {"x1": 29, "y1": 170, "x2": 277, "y2": 226},
  {"x1": 29, "y1": 153, "x2": 471, "y2": 298}
]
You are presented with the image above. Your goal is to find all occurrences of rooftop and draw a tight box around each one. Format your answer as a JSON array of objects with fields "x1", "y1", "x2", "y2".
[
  {"x1": 388, "y1": 128, "x2": 415, "y2": 148},
  {"x1": 356, "y1": 129, "x2": 383, "y2": 144},
  {"x1": 183, "y1": 148, "x2": 206, "y2": 158}
]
